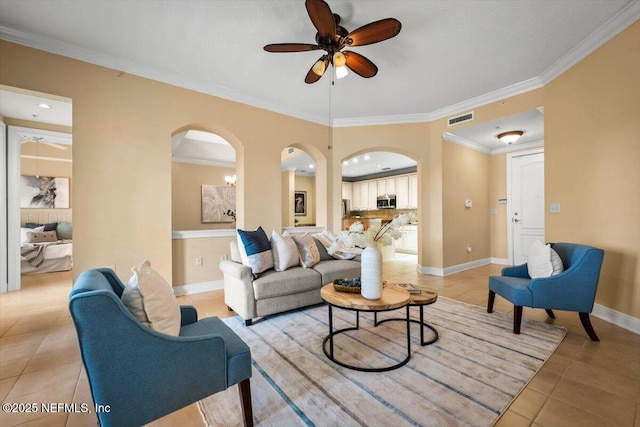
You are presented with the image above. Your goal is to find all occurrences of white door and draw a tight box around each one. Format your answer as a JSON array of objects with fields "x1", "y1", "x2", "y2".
[{"x1": 510, "y1": 152, "x2": 545, "y2": 265}]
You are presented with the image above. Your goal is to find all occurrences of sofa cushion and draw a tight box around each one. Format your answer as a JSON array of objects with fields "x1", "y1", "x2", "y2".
[
  {"x1": 292, "y1": 234, "x2": 320, "y2": 268},
  {"x1": 237, "y1": 226, "x2": 274, "y2": 276},
  {"x1": 252, "y1": 267, "x2": 321, "y2": 300},
  {"x1": 312, "y1": 259, "x2": 362, "y2": 285},
  {"x1": 271, "y1": 230, "x2": 299, "y2": 271}
]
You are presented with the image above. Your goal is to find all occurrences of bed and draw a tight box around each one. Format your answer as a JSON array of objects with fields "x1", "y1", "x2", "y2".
[{"x1": 20, "y1": 220, "x2": 73, "y2": 275}]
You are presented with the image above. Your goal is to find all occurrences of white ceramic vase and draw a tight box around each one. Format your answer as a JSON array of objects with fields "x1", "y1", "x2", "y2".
[{"x1": 361, "y1": 245, "x2": 383, "y2": 300}]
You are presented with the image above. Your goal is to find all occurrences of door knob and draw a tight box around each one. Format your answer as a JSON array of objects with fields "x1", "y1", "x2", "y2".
[{"x1": 514, "y1": 218, "x2": 520, "y2": 223}]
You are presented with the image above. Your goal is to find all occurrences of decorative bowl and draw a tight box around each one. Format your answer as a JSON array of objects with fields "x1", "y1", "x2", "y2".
[{"x1": 333, "y1": 277, "x2": 361, "y2": 293}]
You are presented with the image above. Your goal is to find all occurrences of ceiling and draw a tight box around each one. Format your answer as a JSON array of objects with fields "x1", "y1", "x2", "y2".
[{"x1": 0, "y1": 0, "x2": 636, "y2": 176}]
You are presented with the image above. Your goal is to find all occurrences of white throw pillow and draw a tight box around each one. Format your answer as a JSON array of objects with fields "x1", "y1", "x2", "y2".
[
  {"x1": 21, "y1": 226, "x2": 44, "y2": 244},
  {"x1": 122, "y1": 260, "x2": 181, "y2": 336},
  {"x1": 292, "y1": 233, "x2": 320, "y2": 268},
  {"x1": 270, "y1": 230, "x2": 299, "y2": 272},
  {"x1": 550, "y1": 248, "x2": 564, "y2": 276},
  {"x1": 527, "y1": 240, "x2": 553, "y2": 278}
]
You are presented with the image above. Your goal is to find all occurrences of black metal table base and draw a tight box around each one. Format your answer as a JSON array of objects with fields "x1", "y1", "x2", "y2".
[
  {"x1": 374, "y1": 304, "x2": 439, "y2": 346},
  {"x1": 322, "y1": 304, "x2": 412, "y2": 372}
]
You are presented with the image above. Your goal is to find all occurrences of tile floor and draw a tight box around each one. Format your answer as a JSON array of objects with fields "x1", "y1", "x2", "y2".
[{"x1": 1, "y1": 257, "x2": 638, "y2": 426}]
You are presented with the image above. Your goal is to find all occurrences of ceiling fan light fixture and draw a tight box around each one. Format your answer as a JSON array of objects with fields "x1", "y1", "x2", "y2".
[
  {"x1": 312, "y1": 59, "x2": 326, "y2": 76},
  {"x1": 335, "y1": 65, "x2": 348, "y2": 79},
  {"x1": 332, "y1": 51, "x2": 346, "y2": 67},
  {"x1": 497, "y1": 130, "x2": 524, "y2": 145}
]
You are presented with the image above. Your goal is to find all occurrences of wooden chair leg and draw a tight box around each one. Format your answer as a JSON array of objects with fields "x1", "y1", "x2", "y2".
[
  {"x1": 227, "y1": 305, "x2": 234, "y2": 312},
  {"x1": 487, "y1": 290, "x2": 496, "y2": 313},
  {"x1": 513, "y1": 306, "x2": 522, "y2": 334},
  {"x1": 238, "y1": 378, "x2": 253, "y2": 427},
  {"x1": 579, "y1": 312, "x2": 600, "y2": 341},
  {"x1": 245, "y1": 319, "x2": 253, "y2": 327},
  {"x1": 545, "y1": 309, "x2": 555, "y2": 319}
]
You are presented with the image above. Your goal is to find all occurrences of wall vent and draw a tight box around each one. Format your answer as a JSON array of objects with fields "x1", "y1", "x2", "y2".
[{"x1": 447, "y1": 111, "x2": 474, "y2": 126}]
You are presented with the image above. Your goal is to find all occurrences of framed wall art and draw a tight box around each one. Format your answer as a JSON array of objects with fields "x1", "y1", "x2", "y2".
[
  {"x1": 20, "y1": 176, "x2": 70, "y2": 209},
  {"x1": 202, "y1": 185, "x2": 236, "y2": 223},
  {"x1": 294, "y1": 191, "x2": 306, "y2": 216}
]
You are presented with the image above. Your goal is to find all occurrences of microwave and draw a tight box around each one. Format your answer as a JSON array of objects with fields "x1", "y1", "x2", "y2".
[{"x1": 376, "y1": 195, "x2": 396, "y2": 209}]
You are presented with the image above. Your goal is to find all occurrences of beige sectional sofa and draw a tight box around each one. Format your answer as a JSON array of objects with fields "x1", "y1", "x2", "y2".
[{"x1": 220, "y1": 239, "x2": 361, "y2": 325}]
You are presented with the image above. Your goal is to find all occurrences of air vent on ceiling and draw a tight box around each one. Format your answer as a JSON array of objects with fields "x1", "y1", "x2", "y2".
[
  {"x1": 287, "y1": 147, "x2": 295, "y2": 155},
  {"x1": 381, "y1": 167, "x2": 391, "y2": 171},
  {"x1": 447, "y1": 111, "x2": 474, "y2": 126}
]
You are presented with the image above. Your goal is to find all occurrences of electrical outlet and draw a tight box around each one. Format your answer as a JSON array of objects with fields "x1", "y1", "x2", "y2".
[
  {"x1": 467, "y1": 245, "x2": 472, "y2": 253},
  {"x1": 195, "y1": 257, "x2": 203, "y2": 266}
]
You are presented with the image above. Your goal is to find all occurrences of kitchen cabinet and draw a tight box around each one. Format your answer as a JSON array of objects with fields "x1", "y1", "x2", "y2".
[
  {"x1": 359, "y1": 182, "x2": 369, "y2": 210},
  {"x1": 385, "y1": 178, "x2": 396, "y2": 195},
  {"x1": 396, "y1": 224, "x2": 418, "y2": 254},
  {"x1": 395, "y1": 176, "x2": 409, "y2": 208},
  {"x1": 341, "y1": 182, "x2": 352, "y2": 200},
  {"x1": 408, "y1": 174, "x2": 418, "y2": 208},
  {"x1": 352, "y1": 182, "x2": 361, "y2": 210},
  {"x1": 367, "y1": 181, "x2": 378, "y2": 210}
]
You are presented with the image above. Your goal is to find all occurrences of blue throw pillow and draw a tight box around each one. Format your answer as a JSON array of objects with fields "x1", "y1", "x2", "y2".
[
  {"x1": 25, "y1": 222, "x2": 58, "y2": 231},
  {"x1": 236, "y1": 226, "x2": 274, "y2": 276}
]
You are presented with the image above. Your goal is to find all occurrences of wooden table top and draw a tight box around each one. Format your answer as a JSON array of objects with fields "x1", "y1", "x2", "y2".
[
  {"x1": 321, "y1": 284, "x2": 410, "y2": 311},
  {"x1": 387, "y1": 284, "x2": 438, "y2": 305}
]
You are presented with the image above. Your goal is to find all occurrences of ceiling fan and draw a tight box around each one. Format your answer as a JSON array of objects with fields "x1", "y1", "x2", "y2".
[{"x1": 264, "y1": 0, "x2": 402, "y2": 84}]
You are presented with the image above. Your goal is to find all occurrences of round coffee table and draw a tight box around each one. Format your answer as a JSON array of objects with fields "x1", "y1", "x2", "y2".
[
  {"x1": 320, "y1": 284, "x2": 411, "y2": 372},
  {"x1": 374, "y1": 286, "x2": 439, "y2": 346}
]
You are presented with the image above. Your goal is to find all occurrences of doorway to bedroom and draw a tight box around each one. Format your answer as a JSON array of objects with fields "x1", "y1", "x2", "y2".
[{"x1": 0, "y1": 86, "x2": 73, "y2": 293}]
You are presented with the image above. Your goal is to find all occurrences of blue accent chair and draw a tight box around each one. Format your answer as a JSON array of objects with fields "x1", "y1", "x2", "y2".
[
  {"x1": 69, "y1": 268, "x2": 253, "y2": 426},
  {"x1": 487, "y1": 242, "x2": 604, "y2": 341}
]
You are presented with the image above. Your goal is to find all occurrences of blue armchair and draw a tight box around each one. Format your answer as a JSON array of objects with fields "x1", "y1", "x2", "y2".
[
  {"x1": 69, "y1": 268, "x2": 253, "y2": 426},
  {"x1": 487, "y1": 242, "x2": 604, "y2": 341}
]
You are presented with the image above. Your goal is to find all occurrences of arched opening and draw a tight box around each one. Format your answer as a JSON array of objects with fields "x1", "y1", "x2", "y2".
[{"x1": 340, "y1": 150, "x2": 418, "y2": 264}]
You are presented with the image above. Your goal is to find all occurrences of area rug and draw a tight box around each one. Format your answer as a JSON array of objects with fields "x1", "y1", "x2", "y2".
[{"x1": 198, "y1": 297, "x2": 566, "y2": 426}]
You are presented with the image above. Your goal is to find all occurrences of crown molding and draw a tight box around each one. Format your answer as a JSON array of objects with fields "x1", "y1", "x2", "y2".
[
  {"x1": 442, "y1": 132, "x2": 491, "y2": 154},
  {"x1": 171, "y1": 156, "x2": 235, "y2": 168},
  {"x1": 1, "y1": 1, "x2": 638, "y2": 129},
  {"x1": 490, "y1": 140, "x2": 544, "y2": 155},
  {"x1": 539, "y1": 1, "x2": 640, "y2": 84},
  {"x1": 0, "y1": 26, "x2": 328, "y2": 126}
]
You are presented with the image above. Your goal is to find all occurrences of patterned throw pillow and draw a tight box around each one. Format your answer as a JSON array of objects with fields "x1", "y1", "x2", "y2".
[
  {"x1": 270, "y1": 230, "x2": 299, "y2": 272},
  {"x1": 292, "y1": 233, "x2": 320, "y2": 268},
  {"x1": 237, "y1": 226, "x2": 274, "y2": 276},
  {"x1": 121, "y1": 260, "x2": 181, "y2": 336},
  {"x1": 26, "y1": 230, "x2": 58, "y2": 243}
]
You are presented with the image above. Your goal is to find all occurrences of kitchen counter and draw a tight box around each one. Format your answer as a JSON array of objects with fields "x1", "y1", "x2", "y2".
[{"x1": 342, "y1": 217, "x2": 382, "y2": 230}]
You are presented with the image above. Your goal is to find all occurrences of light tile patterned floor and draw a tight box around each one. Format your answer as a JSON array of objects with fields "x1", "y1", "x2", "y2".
[{"x1": 1, "y1": 257, "x2": 638, "y2": 426}]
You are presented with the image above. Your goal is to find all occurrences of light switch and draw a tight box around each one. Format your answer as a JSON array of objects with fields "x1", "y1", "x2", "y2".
[
  {"x1": 550, "y1": 202, "x2": 561, "y2": 213},
  {"x1": 491, "y1": 208, "x2": 497, "y2": 215}
]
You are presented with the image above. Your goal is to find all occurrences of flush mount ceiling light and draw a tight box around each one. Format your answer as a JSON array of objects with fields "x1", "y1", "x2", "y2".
[{"x1": 497, "y1": 131, "x2": 524, "y2": 145}]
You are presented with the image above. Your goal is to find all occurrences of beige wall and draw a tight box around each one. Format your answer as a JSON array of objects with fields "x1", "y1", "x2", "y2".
[
  {"x1": 442, "y1": 142, "x2": 490, "y2": 266},
  {"x1": 171, "y1": 162, "x2": 236, "y2": 230},
  {"x1": 545, "y1": 22, "x2": 640, "y2": 318},
  {"x1": 294, "y1": 175, "x2": 315, "y2": 225},
  {"x1": 489, "y1": 153, "x2": 508, "y2": 260},
  {"x1": 1, "y1": 40, "x2": 332, "y2": 283},
  {"x1": 172, "y1": 236, "x2": 234, "y2": 286}
]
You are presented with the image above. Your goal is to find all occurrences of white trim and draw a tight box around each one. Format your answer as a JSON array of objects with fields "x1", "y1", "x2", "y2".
[
  {"x1": 171, "y1": 156, "x2": 235, "y2": 168},
  {"x1": 173, "y1": 280, "x2": 224, "y2": 296},
  {"x1": 490, "y1": 140, "x2": 544, "y2": 156},
  {"x1": 592, "y1": 303, "x2": 640, "y2": 336},
  {"x1": 417, "y1": 264, "x2": 444, "y2": 277},
  {"x1": 442, "y1": 132, "x2": 491, "y2": 154},
  {"x1": 7, "y1": 126, "x2": 73, "y2": 292},
  {"x1": 490, "y1": 258, "x2": 510, "y2": 266},
  {"x1": 20, "y1": 155, "x2": 72, "y2": 163},
  {"x1": 443, "y1": 258, "x2": 491, "y2": 276},
  {"x1": 539, "y1": 1, "x2": 640, "y2": 84},
  {"x1": 281, "y1": 226, "x2": 326, "y2": 235},
  {"x1": 172, "y1": 229, "x2": 236, "y2": 239},
  {"x1": 0, "y1": 120, "x2": 7, "y2": 293}
]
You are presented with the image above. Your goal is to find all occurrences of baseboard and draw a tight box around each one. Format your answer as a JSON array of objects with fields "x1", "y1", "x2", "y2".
[
  {"x1": 592, "y1": 303, "x2": 640, "y2": 336},
  {"x1": 417, "y1": 258, "x2": 491, "y2": 277},
  {"x1": 490, "y1": 257, "x2": 510, "y2": 265},
  {"x1": 173, "y1": 279, "x2": 224, "y2": 296}
]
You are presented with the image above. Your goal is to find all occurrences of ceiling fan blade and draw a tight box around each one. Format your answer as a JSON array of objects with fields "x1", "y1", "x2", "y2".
[
  {"x1": 346, "y1": 18, "x2": 402, "y2": 47},
  {"x1": 264, "y1": 43, "x2": 321, "y2": 53},
  {"x1": 343, "y1": 51, "x2": 378, "y2": 78},
  {"x1": 305, "y1": 0, "x2": 336, "y2": 38},
  {"x1": 304, "y1": 55, "x2": 329, "y2": 84}
]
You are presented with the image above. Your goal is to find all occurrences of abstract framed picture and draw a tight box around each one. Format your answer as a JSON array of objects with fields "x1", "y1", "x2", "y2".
[
  {"x1": 202, "y1": 185, "x2": 236, "y2": 223},
  {"x1": 294, "y1": 191, "x2": 306, "y2": 216},
  {"x1": 20, "y1": 176, "x2": 70, "y2": 208}
]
